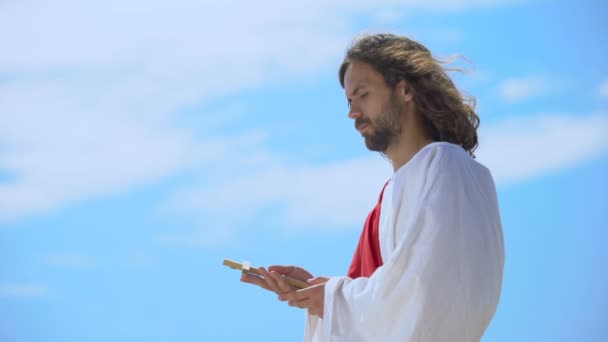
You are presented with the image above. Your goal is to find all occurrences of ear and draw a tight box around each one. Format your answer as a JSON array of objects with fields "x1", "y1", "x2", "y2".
[{"x1": 396, "y1": 80, "x2": 414, "y2": 102}]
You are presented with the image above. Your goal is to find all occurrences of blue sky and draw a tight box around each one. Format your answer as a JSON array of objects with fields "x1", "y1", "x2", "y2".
[{"x1": 1, "y1": 0, "x2": 607, "y2": 341}]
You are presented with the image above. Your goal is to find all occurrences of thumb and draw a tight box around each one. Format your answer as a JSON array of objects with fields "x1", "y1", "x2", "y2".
[{"x1": 306, "y1": 276, "x2": 329, "y2": 285}]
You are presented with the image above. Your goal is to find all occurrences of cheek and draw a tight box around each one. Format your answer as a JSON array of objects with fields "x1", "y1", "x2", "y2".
[
  {"x1": 367, "y1": 102, "x2": 386, "y2": 120},
  {"x1": 367, "y1": 111, "x2": 383, "y2": 126}
]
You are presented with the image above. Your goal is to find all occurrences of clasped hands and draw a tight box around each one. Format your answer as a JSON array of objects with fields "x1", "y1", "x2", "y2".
[{"x1": 240, "y1": 265, "x2": 328, "y2": 318}]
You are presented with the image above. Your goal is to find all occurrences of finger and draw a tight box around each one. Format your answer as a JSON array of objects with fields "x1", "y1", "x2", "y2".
[
  {"x1": 308, "y1": 307, "x2": 322, "y2": 317},
  {"x1": 279, "y1": 291, "x2": 297, "y2": 302},
  {"x1": 240, "y1": 272, "x2": 271, "y2": 291},
  {"x1": 269, "y1": 271, "x2": 293, "y2": 293},
  {"x1": 288, "y1": 297, "x2": 312, "y2": 309},
  {"x1": 294, "y1": 284, "x2": 321, "y2": 301},
  {"x1": 258, "y1": 267, "x2": 281, "y2": 293},
  {"x1": 268, "y1": 265, "x2": 295, "y2": 276}
]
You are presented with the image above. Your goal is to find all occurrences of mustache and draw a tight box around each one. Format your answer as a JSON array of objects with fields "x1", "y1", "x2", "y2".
[{"x1": 355, "y1": 118, "x2": 372, "y2": 130}]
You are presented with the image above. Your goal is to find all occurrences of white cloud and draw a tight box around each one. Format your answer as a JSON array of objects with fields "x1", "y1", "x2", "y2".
[
  {"x1": 0, "y1": 0, "x2": 521, "y2": 224},
  {"x1": 0, "y1": 284, "x2": 47, "y2": 298},
  {"x1": 599, "y1": 80, "x2": 608, "y2": 98},
  {"x1": 166, "y1": 154, "x2": 391, "y2": 232},
  {"x1": 354, "y1": 0, "x2": 519, "y2": 13},
  {"x1": 164, "y1": 112, "x2": 608, "y2": 240},
  {"x1": 0, "y1": 78, "x2": 213, "y2": 223},
  {"x1": 498, "y1": 76, "x2": 550, "y2": 102},
  {"x1": 476, "y1": 112, "x2": 608, "y2": 185},
  {"x1": 160, "y1": 154, "x2": 392, "y2": 247},
  {"x1": 43, "y1": 253, "x2": 91, "y2": 269}
]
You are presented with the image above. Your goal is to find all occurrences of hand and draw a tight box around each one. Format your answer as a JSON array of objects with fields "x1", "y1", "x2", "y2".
[
  {"x1": 240, "y1": 265, "x2": 313, "y2": 294},
  {"x1": 279, "y1": 277, "x2": 328, "y2": 318}
]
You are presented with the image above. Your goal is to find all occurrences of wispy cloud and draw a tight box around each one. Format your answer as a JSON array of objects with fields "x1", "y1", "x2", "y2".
[
  {"x1": 0, "y1": 0, "x2": 522, "y2": 224},
  {"x1": 158, "y1": 128, "x2": 393, "y2": 245},
  {"x1": 163, "y1": 112, "x2": 608, "y2": 242},
  {"x1": 43, "y1": 253, "x2": 91, "y2": 269},
  {"x1": 0, "y1": 283, "x2": 47, "y2": 298},
  {"x1": 476, "y1": 112, "x2": 608, "y2": 185},
  {"x1": 599, "y1": 80, "x2": 608, "y2": 98},
  {"x1": 0, "y1": 78, "x2": 211, "y2": 223},
  {"x1": 166, "y1": 154, "x2": 391, "y2": 228},
  {"x1": 498, "y1": 76, "x2": 551, "y2": 102},
  {"x1": 366, "y1": 0, "x2": 520, "y2": 12}
]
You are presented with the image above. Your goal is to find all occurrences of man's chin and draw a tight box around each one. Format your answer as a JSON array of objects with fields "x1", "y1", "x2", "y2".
[{"x1": 364, "y1": 137, "x2": 386, "y2": 152}]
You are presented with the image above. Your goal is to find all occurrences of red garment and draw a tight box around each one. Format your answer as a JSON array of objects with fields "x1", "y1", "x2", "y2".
[{"x1": 347, "y1": 182, "x2": 389, "y2": 278}]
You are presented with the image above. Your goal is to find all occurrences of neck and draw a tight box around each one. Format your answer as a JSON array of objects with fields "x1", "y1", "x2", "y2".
[
  {"x1": 384, "y1": 111, "x2": 434, "y2": 172},
  {"x1": 385, "y1": 137, "x2": 433, "y2": 173}
]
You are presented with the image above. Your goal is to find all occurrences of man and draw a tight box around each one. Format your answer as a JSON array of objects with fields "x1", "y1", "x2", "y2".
[{"x1": 240, "y1": 33, "x2": 505, "y2": 342}]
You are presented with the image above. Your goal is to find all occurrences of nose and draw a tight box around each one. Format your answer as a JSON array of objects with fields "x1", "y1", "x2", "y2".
[{"x1": 348, "y1": 104, "x2": 361, "y2": 120}]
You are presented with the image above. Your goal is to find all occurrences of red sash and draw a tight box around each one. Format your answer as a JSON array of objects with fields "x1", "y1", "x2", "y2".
[{"x1": 347, "y1": 182, "x2": 389, "y2": 278}]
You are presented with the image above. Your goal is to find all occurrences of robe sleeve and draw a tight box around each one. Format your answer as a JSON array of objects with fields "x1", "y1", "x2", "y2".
[{"x1": 305, "y1": 144, "x2": 505, "y2": 342}]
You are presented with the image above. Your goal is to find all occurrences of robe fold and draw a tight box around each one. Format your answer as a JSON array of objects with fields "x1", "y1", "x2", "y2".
[{"x1": 304, "y1": 142, "x2": 505, "y2": 342}]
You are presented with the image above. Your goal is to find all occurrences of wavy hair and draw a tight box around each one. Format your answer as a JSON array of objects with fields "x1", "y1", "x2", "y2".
[{"x1": 339, "y1": 33, "x2": 480, "y2": 157}]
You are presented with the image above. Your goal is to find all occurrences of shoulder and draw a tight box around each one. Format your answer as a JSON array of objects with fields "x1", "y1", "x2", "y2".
[
  {"x1": 418, "y1": 142, "x2": 492, "y2": 177},
  {"x1": 394, "y1": 142, "x2": 477, "y2": 179},
  {"x1": 392, "y1": 142, "x2": 493, "y2": 199}
]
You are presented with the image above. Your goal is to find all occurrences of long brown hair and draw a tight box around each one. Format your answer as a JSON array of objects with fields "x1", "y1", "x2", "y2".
[{"x1": 339, "y1": 33, "x2": 480, "y2": 157}]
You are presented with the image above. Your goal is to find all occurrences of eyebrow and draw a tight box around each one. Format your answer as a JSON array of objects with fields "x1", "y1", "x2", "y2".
[{"x1": 347, "y1": 84, "x2": 367, "y2": 100}]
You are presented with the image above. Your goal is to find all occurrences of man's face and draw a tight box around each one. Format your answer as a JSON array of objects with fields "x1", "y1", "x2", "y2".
[{"x1": 343, "y1": 60, "x2": 404, "y2": 152}]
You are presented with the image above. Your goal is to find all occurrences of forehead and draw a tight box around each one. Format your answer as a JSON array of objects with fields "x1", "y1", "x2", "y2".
[{"x1": 343, "y1": 60, "x2": 385, "y2": 94}]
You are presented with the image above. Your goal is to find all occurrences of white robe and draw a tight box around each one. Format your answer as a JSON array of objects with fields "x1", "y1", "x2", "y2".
[{"x1": 304, "y1": 142, "x2": 505, "y2": 342}]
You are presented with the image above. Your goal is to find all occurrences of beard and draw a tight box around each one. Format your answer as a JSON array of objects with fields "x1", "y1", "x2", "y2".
[{"x1": 357, "y1": 95, "x2": 404, "y2": 152}]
